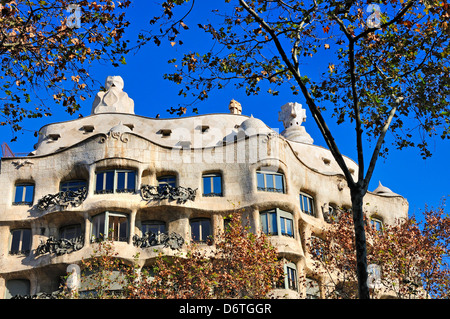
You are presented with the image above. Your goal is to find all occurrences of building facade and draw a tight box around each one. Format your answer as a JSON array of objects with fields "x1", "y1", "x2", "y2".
[{"x1": 0, "y1": 76, "x2": 408, "y2": 298}]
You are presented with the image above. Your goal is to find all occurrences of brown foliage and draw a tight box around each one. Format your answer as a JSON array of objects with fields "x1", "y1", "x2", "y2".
[
  {"x1": 308, "y1": 200, "x2": 449, "y2": 299},
  {"x1": 127, "y1": 211, "x2": 284, "y2": 299}
]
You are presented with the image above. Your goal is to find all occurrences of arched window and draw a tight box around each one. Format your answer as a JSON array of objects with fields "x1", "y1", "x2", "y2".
[
  {"x1": 370, "y1": 216, "x2": 384, "y2": 232},
  {"x1": 256, "y1": 169, "x2": 285, "y2": 193},
  {"x1": 95, "y1": 169, "x2": 136, "y2": 194},
  {"x1": 299, "y1": 192, "x2": 315, "y2": 217}
]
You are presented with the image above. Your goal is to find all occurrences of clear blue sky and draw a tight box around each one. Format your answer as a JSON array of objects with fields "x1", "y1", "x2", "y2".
[{"x1": 1, "y1": 2, "x2": 448, "y2": 220}]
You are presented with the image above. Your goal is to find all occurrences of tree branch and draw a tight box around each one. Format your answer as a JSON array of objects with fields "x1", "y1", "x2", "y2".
[{"x1": 238, "y1": 0, "x2": 355, "y2": 186}]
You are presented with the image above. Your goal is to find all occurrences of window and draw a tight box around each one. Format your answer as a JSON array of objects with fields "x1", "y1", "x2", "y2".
[
  {"x1": 371, "y1": 217, "x2": 383, "y2": 232},
  {"x1": 260, "y1": 210, "x2": 278, "y2": 235},
  {"x1": 157, "y1": 175, "x2": 176, "y2": 188},
  {"x1": 305, "y1": 277, "x2": 320, "y2": 299},
  {"x1": 91, "y1": 212, "x2": 129, "y2": 242},
  {"x1": 59, "y1": 224, "x2": 82, "y2": 240},
  {"x1": 190, "y1": 218, "x2": 212, "y2": 242},
  {"x1": 141, "y1": 221, "x2": 166, "y2": 235},
  {"x1": 257, "y1": 170, "x2": 285, "y2": 193},
  {"x1": 280, "y1": 214, "x2": 294, "y2": 237},
  {"x1": 324, "y1": 204, "x2": 339, "y2": 223},
  {"x1": 310, "y1": 235, "x2": 325, "y2": 261},
  {"x1": 286, "y1": 263, "x2": 298, "y2": 291},
  {"x1": 202, "y1": 173, "x2": 222, "y2": 197},
  {"x1": 13, "y1": 183, "x2": 34, "y2": 205},
  {"x1": 10, "y1": 229, "x2": 31, "y2": 255},
  {"x1": 5, "y1": 279, "x2": 30, "y2": 299},
  {"x1": 95, "y1": 169, "x2": 136, "y2": 194},
  {"x1": 299, "y1": 192, "x2": 315, "y2": 217},
  {"x1": 60, "y1": 180, "x2": 87, "y2": 192},
  {"x1": 260, "y1": 209, "x2": 294, "y2": 237}
]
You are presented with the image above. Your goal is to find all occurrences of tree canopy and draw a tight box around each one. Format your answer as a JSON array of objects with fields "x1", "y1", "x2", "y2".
[{"x1": 0, "y1": 0, "x2": 131, "y2": 138}]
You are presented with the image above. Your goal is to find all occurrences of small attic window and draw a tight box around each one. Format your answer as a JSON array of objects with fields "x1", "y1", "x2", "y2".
[
  {"x1": 160, "y1": 129, "x2": 172, "y2": 137},
  {"x1": 201, "y1": 125, "x2": 209, "y2": 133},
  {"x1": 179, "y1": 141, "x2": 191, "y2": 148},
  {"x1": 124, "y1": 124, "x2": 134, "y2": 131},
  {"x1": 349, "y1": 168, "x2": 355, "y2": 175},
  {"x1": 322, "y1": 157, "x2": 331, "y2": 165},
  {"x1": 48, "y1": 133, "x2": 61, "y2": 141},
  {"x1": 82, "y1": 125, "x2": 95, "y2": 133}
]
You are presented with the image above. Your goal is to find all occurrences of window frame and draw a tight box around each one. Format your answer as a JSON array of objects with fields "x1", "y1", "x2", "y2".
[
  {"x1": 157, "y1": 175, "x2": 177, "y2": 188},
  {"x1": 299, "y1": 192, "x2": 315, "y2": 217},
  {"x1": 95, "y1": 169, "x2": 136, "y2": 194},
  {"x1": 60, "y1": 180, "x2": 87, "y2": 193},
  {"x1": 190, "y1": 218, "x2": 212, "y2": 243},
  {"x1": 202, "y1": 173, "x2": 223, "y2": 197},
  {"x1": 91, "y1": 211, "x2": 129, "y2": 242},
  {"x1": 9, "y1": 228, "x2": 32, "y2": 256},
  {"x1": 256, "y1": 170, "x2": 285, "y2": 193},
  {"x1": 13, "y1": 183, "x2": 35, "y2": 206},
  {"x1": 141, "y1": 220, "x2": 166, "y2": 235},
  {"x1": 285, "y1": 262, "x2": 298, "y2": 291},
  {"x1": 370, "y1": 217, "x2": 384, "y2": 232},
  {"x1": 59, "y1": 224, "x2": 82, "y2": 241},
  {"x1": 260, "y1": 208, "x2": 295, "y2": 238}
]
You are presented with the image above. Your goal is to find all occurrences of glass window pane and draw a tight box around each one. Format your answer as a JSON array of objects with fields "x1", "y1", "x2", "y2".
[
  {"x1": 201, "y1": 220, "x2": 211, "y2": 241},
  {"x1": 142, "y1": 222, "x2": 166, "y2": 234},
  {"x1": 60, "y1": 225, "x2": 81, "y2": 240},
  {"x1": 158, "y1": 176, "x2": 176, "y2": 187},
  {"x1": 212, "y1": 176, "x2": 222, "y2": 194},
  {"x1": 117, "y1": 172, "x2": 126, "y2": 190},
  {"x1": 257, "y1": 173, "x2": 265, "y2": 189},
  {"x1": 5, "y1": 279, "x2": 30, "y2": 299},
  {"x1": 127, "y1": 171, "x2": 136, "y2": 190},
  {"x1": 105, "y1": 171, "x2": 114, "y2": 192},
  {"x1": 118, "y1": 217, "x2": 128, "y2": 241},
  {"x1": 260, "y1": 213, "x2": 268, "y2": 234},
  {"x1": 266, "y1": 174, "x2": 274, "y2": 189},
  {"x1": 92, "y1": 214, "x2": 105, "y2": 241},
  {"x1": 191, "y1": 220, "x2": 200, "y2": 241},
  {"x1": 24, "y1": 185, "x2": 34, "y2": 203},
  {"x1": 95, "y1": 173, "x2": 104, "y2": 192},
  {"x1": 10, "y1": 230, "x2": 21, "y2": 253},
  {"x1": 280, "y1": 217, "x2": 286, "y2": 235},
  {"x1": 21, "y1": 230, "x2": 31, "y2": 253},
  {"x1": 14, "y1": 185, "x2": 24, "y2": 203},
  {"x1": 274, "y1": 174, "x2": 284, "y2": 192},
  {"x1": 203, "y1": 177, "x2": 212, "y2": 195},
  {"x1": 270, "y1": 212, "x2": 277, "y2": 234},
  {"x1": 61, "y1": 180, "x2": 86, "y2": 192},
  {"x1": 286, "y1": 219, "x2": 293, "y2": 236}
]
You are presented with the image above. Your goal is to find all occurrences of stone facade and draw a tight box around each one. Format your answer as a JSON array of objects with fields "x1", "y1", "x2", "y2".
[{"x1": 0, "y1": 77, "x2": 408, "y2": 298}]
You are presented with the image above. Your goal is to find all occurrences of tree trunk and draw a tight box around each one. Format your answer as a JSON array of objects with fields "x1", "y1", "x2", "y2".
[{"x1": 350, "y1": 186, "x2": 370, "y2": 299}]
